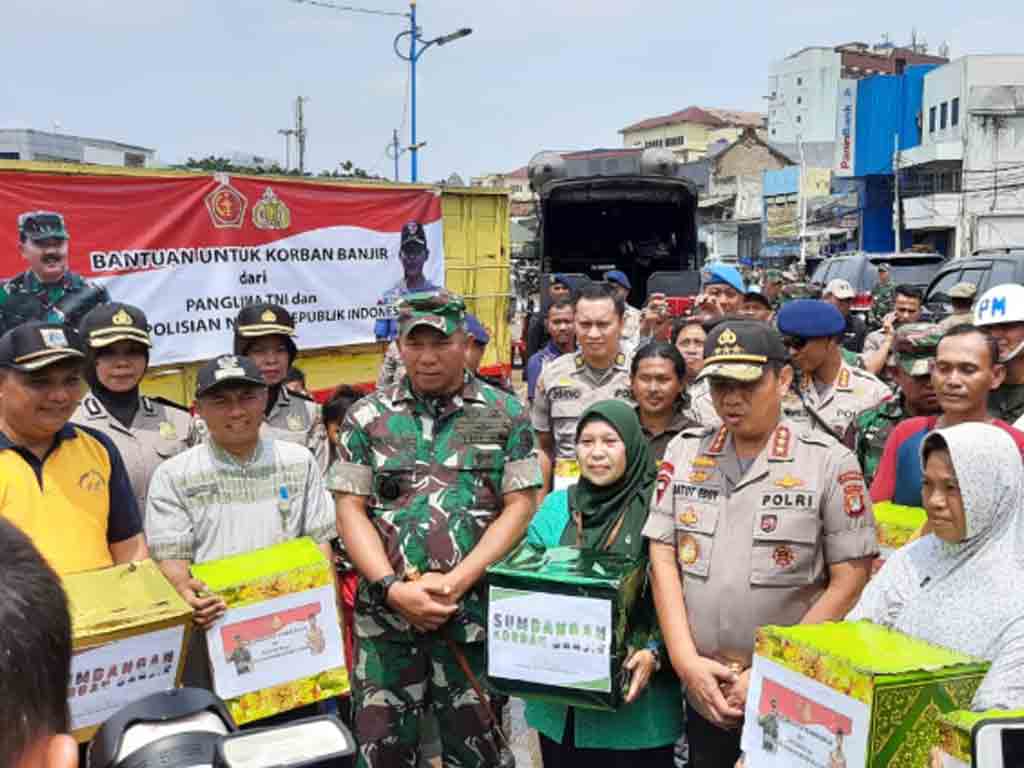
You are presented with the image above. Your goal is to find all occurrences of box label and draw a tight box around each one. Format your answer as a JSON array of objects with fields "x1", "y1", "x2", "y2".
[
  {"x1": 69, "y1": 625, "x2": 185, "y2": 732},
  {"x1": 742, "y1": 656, "x2": 870, "y2": 768},
  {"x1": 206, "y1": 585, "x2": 344, "y2": 701},
  {"x1": 488, "y1": 586, "x2": 612, "y2": 692}
]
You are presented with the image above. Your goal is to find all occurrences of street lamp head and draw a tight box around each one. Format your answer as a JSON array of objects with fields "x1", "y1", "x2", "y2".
[{"x1": 435, "y1": 27, "x2": 472, "y2": 46}]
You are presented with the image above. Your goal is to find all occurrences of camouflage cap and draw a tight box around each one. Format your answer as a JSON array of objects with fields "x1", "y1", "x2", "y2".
[
  {"x1": 397, "y1": 289, "x2": 466, "y2": 339},
  {"x1": 949, "y1": 282, "x2": 977, "y2": 300},
  {"x1": 764, "y1": 268, "x2": 784, "y2": 283},
  {"x1": 894, "y1": 322, "x2": 942, "y2": 376}
]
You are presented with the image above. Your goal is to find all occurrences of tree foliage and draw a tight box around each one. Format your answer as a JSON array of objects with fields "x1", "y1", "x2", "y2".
[{"x1": 177, "y1": 156, "x2": 380, "y2": 180}]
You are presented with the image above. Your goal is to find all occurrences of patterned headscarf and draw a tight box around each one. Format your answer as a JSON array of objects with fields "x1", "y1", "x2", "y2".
[{"x1": 848, "y1": 422, "x2": 1024, "y2": 709}]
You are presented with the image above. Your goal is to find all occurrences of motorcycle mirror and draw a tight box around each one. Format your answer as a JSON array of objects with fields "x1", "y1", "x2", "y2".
[{"x1": 215, "y1": 716, "x2": 355, "y2": 768}]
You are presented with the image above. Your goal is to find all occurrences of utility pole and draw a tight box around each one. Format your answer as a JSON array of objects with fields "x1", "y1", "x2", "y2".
[
  {"x1": 295, "y1": 96, "x2": 309, "y2": 175},
  {"x1": 277, "y1": 128, "x2": 295, "y2": 170},
  {"x1": 893, "y1": 133, "x2": 902, "y2": 254},
  {"x1": 392, "y1": 129, "x2": 400, "y2": 182},
  {"x1": 798, "y1": 135, "x2": 807, "y2": 268},
  {"x1": 408, "y1": 1, "x2": 418, "y2": 181}
]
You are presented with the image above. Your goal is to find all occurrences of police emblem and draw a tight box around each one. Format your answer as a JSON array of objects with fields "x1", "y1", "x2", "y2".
[
  {"x1": 656, "y1": 461, "x2": 674, "y2": 504},
  {"x1": 772, "y1": 545, "x2": 795, "y2": 568},
  {"x1": 287, "y1": 415, "x2": 304, "y2": 432},
  {"x1": 774, "y1": 474, "x2": 804, "y2": 489},
  {"x1": 761, "y1": 514, "x2": 778, "y2": 533},
  {"x1": 159, "y1": 421, "x2": 178, "y2": 440},
  {"x1": 679, "y1": 506, "x2": 699, "y2": 526},
  {"x1": 260, "y1": 309, "x2": 277, "y2": 323},
  {"x1": 218, "y1": 355, "x2": 240, "y2": 369},
  {"x1": 204, "y1": 176, "x2": 247, "y2": 229},
  {"x1": 111, "y1": 309, "x2": 133, "y2": 326},
  {"x1": 252, "y1": 187, "x2": 292, "y2": 230},
  {"x1": 78, "y1": 470, "x2": 106, "y2": 493},
  {"x1": 844, "y1": 486, "x2": 865, "y2": 517},
  {"x1": 678, "y1": 535, "x2": 699, "y2": 566}
]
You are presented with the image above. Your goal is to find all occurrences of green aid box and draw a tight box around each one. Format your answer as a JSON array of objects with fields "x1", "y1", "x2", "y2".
[
  {"x1": 873, "y1": 502, "x2": 927, "y2": 571},
  {"x1": 485, "y1": 544, "x2": 645, "y2": 711},
  {"x1": 936, "y1": 710, "x2": 1024, "y2": 767},
  {"x1": 740, "y1": 621, "x2": 989, "y2": 768}
]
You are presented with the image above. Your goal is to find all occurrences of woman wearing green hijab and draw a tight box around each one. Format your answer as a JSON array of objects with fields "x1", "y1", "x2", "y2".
[{"x1": 524, "y1": 399, "x2": 682, "y2": 768}]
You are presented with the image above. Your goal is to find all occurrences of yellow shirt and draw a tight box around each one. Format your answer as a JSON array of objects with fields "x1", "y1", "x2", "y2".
[{"x1": 0, "y1": 424, "x2": 142, "y2": 575}]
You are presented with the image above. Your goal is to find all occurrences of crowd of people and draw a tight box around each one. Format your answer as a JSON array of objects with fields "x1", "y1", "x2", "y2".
[{"x1": 4, "y1": 206, "x2": 1024, "y2": 768}]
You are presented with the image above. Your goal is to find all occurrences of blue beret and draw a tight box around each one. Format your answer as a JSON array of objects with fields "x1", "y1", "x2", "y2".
[
  {"x1": 703, "y1": 263, "x2": 746, "y2": 294},
  {"x1": 776, "y1": 299, "x2": 846, "y2": 338},
  {"x1": 464, "y1": 313, "x2": 490, "y2": 345},
  {"x1": 604, "y1": 270, "x2": 631, "y2": 289}
]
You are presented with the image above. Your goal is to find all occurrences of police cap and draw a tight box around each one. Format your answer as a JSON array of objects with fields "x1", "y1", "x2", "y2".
[
  {"x1": 79, "y1": 303, "x2": 151, "y2": 350},
  {"x1": 776, "y1": 299, "x2": 846, "y2": 339},
  {"x1": 698, "y1": 318, "x2": 788, "y2": 383},
  {"x1": 196, "y1": 354, "x2": 266, "y2": 398},
  {"x1": 0, "y1": 322, "x2": 85, "y2": 372}
]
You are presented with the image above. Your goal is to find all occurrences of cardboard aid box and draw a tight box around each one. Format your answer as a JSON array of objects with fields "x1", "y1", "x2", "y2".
[
  {"x1": 740, "y1": 622, "x2": 988, "y2": 768},
  {"x1": 486, "y1": 543, "x2": 645, "y2": 711},
  {"x1": 190, "y1": 537, "x2": 348, "y2": 726},
  {"x1": 65, "y1": 559, "x2": 192, "y2": 743},
  {"x1": 934, "y1": 710, "x2": 1024, "y2": 767},
  {"x1": 873, "y1": 502, "x2": 927, "y2": 573}
]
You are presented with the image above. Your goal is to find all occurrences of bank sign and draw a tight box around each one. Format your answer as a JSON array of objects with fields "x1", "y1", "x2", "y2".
[{"x1": 833, "y1": 80, "x2": 858, "y2": 177}]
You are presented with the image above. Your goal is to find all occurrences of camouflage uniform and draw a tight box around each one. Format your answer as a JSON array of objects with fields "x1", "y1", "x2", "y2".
[
  {"x1": 869, "y1": 281, "x2": 895, "y2": 328},
  {"x1": 990, "y1": 383, "x2": 1024, "y2": 429},
  {"x1": 847, "y1": 322, "x2": 942, "y2": 485},
  {"x1": 0, "y1": 270, "x2": 109, "y2": 333},
  {"x1": 377, "y1": 340, "x2": 406, "y2": 389},
  {"x1": 329, "y1": 291, "x2": 542, "y2": 768},
  {"x1": 763, "y1": 269, "x2": 785, "y2": 311}
]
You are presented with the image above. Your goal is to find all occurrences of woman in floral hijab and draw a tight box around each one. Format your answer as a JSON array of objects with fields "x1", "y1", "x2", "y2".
[{"x1": 849, "y1": 422, "x2": 1024, "y2": 709}]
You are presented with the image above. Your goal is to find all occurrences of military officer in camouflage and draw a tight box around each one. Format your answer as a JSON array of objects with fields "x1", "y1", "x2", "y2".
[
  {"x1": 762, "y1": 269, "x2": 784, "y2": 310},
  {"x1": 1, "y1": 211, "x2": 109, "y2": 334},
  {"x1": 847, "y1": 323, "x2": 942, "y2": 485},
  {"x1": 331, "y1": 290, "x2": 541, "y2": 768},
  {"x1": 532, "y1": 281, "x2": 634, "y2": 493},
  {"x1": 868, "y1": 262, "x2": 895, "y2": 328},
  {"x1": 201, "y1": 303, "x2": 329, "y2": 470},
  {"x1": 777, "y1": 300, "x2": 891, "y2": 439},
  {"x1": 73, "y1": 303, "x2": 194, "y2": 513}
]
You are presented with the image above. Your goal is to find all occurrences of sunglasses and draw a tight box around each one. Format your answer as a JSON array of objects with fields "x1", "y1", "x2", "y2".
[{"x1": 782, "y1": 336, "x2": 809, "y2": 351}]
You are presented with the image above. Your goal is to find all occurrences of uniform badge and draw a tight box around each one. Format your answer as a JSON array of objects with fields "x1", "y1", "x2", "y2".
[
  {"x1": 678, "y1": 535, "x2": 700, "y2": 566},
  {"x1": 707, "y1": 427, "x2": 728, "y2": 454},
  {"x1": 159, "y1": 421, "x2": 178, "y2": 440},
  {"x1": 679, "y1": 506, "x2": 699, "y2": 526},
  {"x1": 111, "y1": 308, "x2": 133, "y2": 326},
  {"x1": 770, "y1": 426, "x2": 791, "y2": 459},
  {"x1": 774, "y1": 474, "x2": 804, "y2": 489},
  {"x1": 837, "y1": 367, "x2": 851, "y2": 389},
  {"x1": 261, "y1": 308, "x2": 277, "y2": 323},
  {"x1": 40, "y1": 328, "x2": 68, "y2": 349},
  {"x1": 688, "y1": 470, "x2": 709, "y2": 484},
  {"x1": 656, "y1": 461, "x2": 674, "y2": 503},
  {"x1": 838, "y1": 471, "x2": 864, "y2": 485},
  {"x1": 773, "y1": 545, "x2": 795, "y2": 568},
  {"x1": 844, "y1": 486, "x2": 865, "y2": 518},
  {"x1": 761, "y1": 514, "x2": 778, "y2": 533},
  {"x1": 287, "y1": 415, "x2": 304, "y2": 432},
  {"x1": 692, "y1": 455, "x2": 717, "y2": 468}
]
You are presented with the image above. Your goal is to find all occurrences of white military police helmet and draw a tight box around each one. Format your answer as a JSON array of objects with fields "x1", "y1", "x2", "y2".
[{"x1": 974, "y1": 283, "x2": 1024, "y2": 327}]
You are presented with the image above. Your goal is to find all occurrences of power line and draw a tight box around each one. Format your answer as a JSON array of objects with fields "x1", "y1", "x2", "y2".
[{"x1": 290, "y1": 0, "x2": 407, "y2": 18}]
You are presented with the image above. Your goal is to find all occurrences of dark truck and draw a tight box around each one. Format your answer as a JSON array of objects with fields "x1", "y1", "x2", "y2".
[{"x1": 527, "y1": 148, "x2": 700, "y2": 310}]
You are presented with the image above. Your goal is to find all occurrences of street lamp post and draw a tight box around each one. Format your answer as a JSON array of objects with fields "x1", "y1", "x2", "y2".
[{"x1": 393, "y1": 2, "x2": 471, "y2": 182}]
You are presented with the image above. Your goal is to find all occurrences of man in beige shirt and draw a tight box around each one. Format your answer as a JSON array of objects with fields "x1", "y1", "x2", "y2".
[
  {"x1": 532, "y1": 281, "x2": 633, "y2": 493},
  {"x1": 777, "y1": 299, "x2": 891, "y2": 439},
  {"x1": 644, "y1": 318, "x2": 876, "y2": 767}
]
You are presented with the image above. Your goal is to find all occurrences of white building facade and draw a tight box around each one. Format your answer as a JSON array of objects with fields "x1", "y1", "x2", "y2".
[
  {"x1": 767, "y1": 48, "x2": 844, "y2": 144},
  {"x1": 901, "y1": 55, "x2": 1024, "y2": 256},
  {"x1": 0, "y1": 129, "x2": 155, "y2": 167}
]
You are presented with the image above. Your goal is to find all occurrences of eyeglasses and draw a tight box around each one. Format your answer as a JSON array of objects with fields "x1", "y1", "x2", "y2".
[{"x1": 782, "y1": 336, "x2": 809, "y2": 351}]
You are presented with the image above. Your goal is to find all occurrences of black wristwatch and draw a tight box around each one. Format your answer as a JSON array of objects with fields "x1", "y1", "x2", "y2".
[{"x1": 368, "y1": 574, "x2": 399, "y2": 607}]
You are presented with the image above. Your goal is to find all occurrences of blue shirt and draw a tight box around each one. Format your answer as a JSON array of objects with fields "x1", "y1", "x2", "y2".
[{"x1": 526, "y1": 341, "x2": 565, "y2": 401}]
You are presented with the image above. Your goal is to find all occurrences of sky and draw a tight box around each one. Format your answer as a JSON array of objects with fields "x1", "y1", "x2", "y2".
[{"x1": 2, "y1": 0, "x2": 1021, "y2": 183}]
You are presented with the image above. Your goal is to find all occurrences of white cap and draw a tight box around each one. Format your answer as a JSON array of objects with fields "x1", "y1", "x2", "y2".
[{"x1": 824, "y1": 278, "x2": 855, "y2": 300}]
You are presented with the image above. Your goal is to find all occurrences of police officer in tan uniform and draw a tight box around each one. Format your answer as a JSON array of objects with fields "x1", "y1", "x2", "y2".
[
  {"x1": 532, "y1": 282, "x2": 633, "y2": 492},
  {"x1": 74, "y1": 303, "x2": 192, "y2": 512},
  {"x1": 644, "y1": 319, "x2": 877, "y2": 768},
  {"x1": 193, "y1": 303, "x2": 328, "y2": 470},
  {"x1": 777, "y1": 300, "x2": 891, "y2": 439}
]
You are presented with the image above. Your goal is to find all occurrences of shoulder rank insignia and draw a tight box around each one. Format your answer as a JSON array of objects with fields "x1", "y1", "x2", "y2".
[
  {"x1": 706, "y1": 427, "x2": 728, "y2": 455},
  {"x1": 574, "y1": 354, "x2": 585, "y2": 369},
  {"x1": 837, "y1": 367, "x2": 851, "y2": 390},
  {"x1": 769, "y1": 425, "x2": 792, "y2": 460}
]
